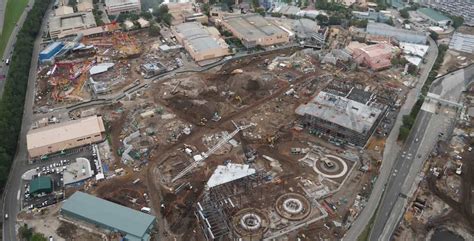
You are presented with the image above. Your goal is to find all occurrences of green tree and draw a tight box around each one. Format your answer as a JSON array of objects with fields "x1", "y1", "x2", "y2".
[
  {"x1": 201, "y1": 3, "x2": 210, "y2": 16},
  {"x1": 316, "y1": 14, "x2": 329, "y2": 25},
  {"x1": 398, "y1": 126, "x2": 410, "y2": 140},
  {"x1": 399, "y1": 8, "x2": 409, "y2": 19},
  {"x1": 252, "y1": 0, "x2": 260, "y2": 10},
  {"x1": 450, "y1": 15, "x2": 464, "y2": 28},
  {"x1": 385, "y1": 17, "x2": 394, "y2": 26},
  {"x1": 31, "y1": 233, "x2": 47, "y2": 241},
  {"x1": 328, "y1": 16, "x2": 342, "y2": 25},
  {"x1": 429, "y1": 30, "x2": 439, "y2": 40},
  {"x1": 148, "y1": 24, "x2": 160, "y2": 37},
  {"x1": 19, "y1": 224, "x2": 33, "y2": 240},
  {"x1": 140, "y1": 11, "x2": 153, "y2": 20},
  {"x1": 255, "y1": 7, "x2": 265, "y2": 17}
]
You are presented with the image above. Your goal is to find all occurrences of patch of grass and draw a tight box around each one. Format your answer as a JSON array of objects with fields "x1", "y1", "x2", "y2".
[
  {"x1": 0, "y1": 0, "x2": 30, "y2": 57},
  {"x1": 357, "y1": 209, "x2": 378, "y2": 241}
]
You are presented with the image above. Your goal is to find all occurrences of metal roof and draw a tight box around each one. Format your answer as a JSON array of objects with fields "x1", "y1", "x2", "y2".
[
  {"x1": 41, "y1": 42, "x2": 64, "y2": 54},
  {"x1": 449, "y1": 32, "x2": 474, "y2": 54},
  {"x1": 223, "y1": 14, "x2": 288, "y2": 41},
  {"x1": 30, "y1": 176, "x2": 52, "y2": 194},
  {"x1": 62, "y1": 191, "x2": 155, "y2": 239},
  {"x1": 89, "y1": 63, "x2": 115, "y2": 75},
  {"x1": 173, "y1": 22, "x2": 228, "y2": 54},
  {"x1": 417, "y1": 8, "x2": 451, "y2": 22}
]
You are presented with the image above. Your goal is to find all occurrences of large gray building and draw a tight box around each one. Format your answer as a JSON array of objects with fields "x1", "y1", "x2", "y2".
[
  {"x1": 422, "y1": 0, "x2": 474, "y2": 26},
  {"x1": 296, "y1": 90, "x2": 386, "y2": 146},
  {"x1": 366, "y1": 22, "x2": 427, "y2": 44},
  {"x1": 61, "y1": 191, "x2": 156, "y2": 241}
]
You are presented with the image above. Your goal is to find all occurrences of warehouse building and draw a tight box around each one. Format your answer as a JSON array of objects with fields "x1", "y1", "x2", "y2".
[
  {"x1": 352, "y1": 11, "x2": 391, "y2": 23},
  {"x1": 352, "y1": 43, "x2": 395, "y2": 71},
  {"x1": 417, "y1": 7, "x2": 452, "y2": 27},
  {"x1": 104, "y1": 0, "x2": 141, "y2": 16},
  {"x1": 221, "y1": 14, "x2": 290, "y2": 48},
  {"x1": 26, "y1": 116, "x2": 105, "y2": 159},
  {"x1": 171, "y1": 22, "x2": 230, "y2": 62},
  {"x1": 61, "y1": 191, "x2": 156, "y2": 241},
  {"x1": 296, "y1": 90, "x2": 385, "y2": 146},
  {"x1": 29, "y1": 176, "x2": 53, "y2": 195},
  {"x1": 449, "y1": 32, "x2": 474, "y2": 54},
  {"x1": 49, "y1": 12, "x2": 97, "y2": 39},
  {"x1": 366, "y1": 22, "x2": 427, "y2": 44},
  {"x1": 39, "y1": 42, "x2": 65, "y2": 62}
]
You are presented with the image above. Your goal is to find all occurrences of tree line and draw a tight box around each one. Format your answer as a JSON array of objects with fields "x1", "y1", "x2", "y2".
[{"x1": 0, "y1": 0, "x2": 52, "y2": 191}]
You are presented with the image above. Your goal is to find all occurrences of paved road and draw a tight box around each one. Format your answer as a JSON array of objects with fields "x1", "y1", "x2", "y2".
[
  {"x1": 0, "y1": 0, "x2": 34, "y2": 98},
  {"x1": 370, "y1": 64, "x2": 474, "y2": 240},
  {"x1": 343, "y1": 37, "x2": 438, "y2": 241},
  {"x1": 1, "y1": 3, "x2": 48, "y2": 240}
]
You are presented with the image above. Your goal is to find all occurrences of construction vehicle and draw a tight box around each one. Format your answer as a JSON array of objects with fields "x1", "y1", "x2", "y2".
[{"x1": 234, "y1": 95, "x2": 242, "y2": 105}]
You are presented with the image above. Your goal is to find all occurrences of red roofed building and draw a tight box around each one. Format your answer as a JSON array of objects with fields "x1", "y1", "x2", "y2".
[{"x1": 352, "y1": 43, "x2": 395, "y2": 71}]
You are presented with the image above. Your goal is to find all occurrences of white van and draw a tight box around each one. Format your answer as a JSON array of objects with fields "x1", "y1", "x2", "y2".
[
  {"x1": 5, "y1": 58, "x2": 10, "y2": 65},
  {"x1": 140, "y1": 207, "x2": 151, "y2": 213}
]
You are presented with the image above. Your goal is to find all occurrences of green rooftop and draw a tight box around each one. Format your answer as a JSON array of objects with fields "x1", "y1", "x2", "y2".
[
  {"x1": 418, "y1": 8, "x2": 451, "y2": 22},
  {"x1": 30, "y1": 176, "x2": 52, "y2": 194},
  {"x1": 61, "y1": 192, "x2": 155, "y2": 241}
]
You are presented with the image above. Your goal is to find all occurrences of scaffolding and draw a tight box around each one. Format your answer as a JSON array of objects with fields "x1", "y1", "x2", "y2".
[{"x1": 195, "y1": 170, "x2": 267, "y2": 240}]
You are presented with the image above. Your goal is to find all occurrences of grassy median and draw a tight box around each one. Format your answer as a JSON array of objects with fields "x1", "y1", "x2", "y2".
[{"x1": 0, "y1": 0, "x2": 30, "y2": 57}]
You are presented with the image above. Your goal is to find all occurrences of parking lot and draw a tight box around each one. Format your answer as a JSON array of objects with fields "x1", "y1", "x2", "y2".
[{"x1": 21, "y1": 144, "x2": 100, "y2": 210}]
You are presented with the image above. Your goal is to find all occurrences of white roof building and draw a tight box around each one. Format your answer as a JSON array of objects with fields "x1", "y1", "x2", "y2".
[{"x1": 206, "y1": 163, "x2": 256, "y2": 188}]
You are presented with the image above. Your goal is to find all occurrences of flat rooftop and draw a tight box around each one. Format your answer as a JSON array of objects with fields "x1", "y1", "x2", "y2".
[
  {"x1": 295, "y1": 91, "x2": 383, "y2": 134},
  {"x1": 62, "y1": 191, "x2": 155, "y2": 239},
  {"x1": 27, "y1": 116, "x2": 105, "y2": 150},
  {"x1": 63, "y1": 157, "x2": 93, "y2": 185},
  {"x1": 173, "y1": 22, "x2": 228, "y2": 53},
  {"x1": 418, "y1": 8, "x2": 451, "y2": 22},
  {"x1": 49, "y1": 12, "x2": 96, "y2": 31},
  {"x1": 223, "y1": 14, "x2": 287, "y2": 41}
]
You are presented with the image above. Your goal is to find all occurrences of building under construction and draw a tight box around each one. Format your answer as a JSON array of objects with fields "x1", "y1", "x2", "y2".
[
  {"x1": 296, "y1": 88, "x2": 386, "y2": 147},
  {"x1": 195, "y1": 163, "x2": 267, "y2": 240}
]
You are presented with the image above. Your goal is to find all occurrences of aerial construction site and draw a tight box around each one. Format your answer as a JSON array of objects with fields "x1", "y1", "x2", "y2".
[{"x1": 14, "y1": 1, "x2": 474, "y2": 241}]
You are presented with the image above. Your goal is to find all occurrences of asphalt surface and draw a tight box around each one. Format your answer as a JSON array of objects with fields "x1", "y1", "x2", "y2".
[
  {"x1": 369, "y1": 65, "x2": 474, "y2": 240},
  {"x1": 0, "y1": 0, "x2": 34, "y2": 99},
  {"x1": 343, "y1": 37, "x2": 439, "y2": 241}
]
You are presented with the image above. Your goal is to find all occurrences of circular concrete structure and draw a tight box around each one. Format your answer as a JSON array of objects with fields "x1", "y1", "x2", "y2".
[
  {"x1": 313, "y1": 154, "x2": 348, "y2": 179},
  {"x1": 232, "y1": 208, "x2": 269, "y2": 237},
  {"x1": 283, "y1": 198, "x2": 304, "y2": 214},
  {"x1": 240, "y1": 213, "x2": 262, "y2": 231},
  {"x1": 275, "y1": 193, "x2": 311, "y2": 220}
]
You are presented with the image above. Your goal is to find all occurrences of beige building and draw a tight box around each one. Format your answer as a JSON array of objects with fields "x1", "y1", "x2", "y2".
[
  {"x1": 49, "y1": 12, "x2": 97, "y2": 39},
  {"x1": 27, "y1": 116, "x2": 106, "y2": 158},
  {"x1": 54, "y1": 5, "x2": 74, "y2": 16},
  {"x1": 220, "y1": 14, "x2": 290, "y2": 48},
  {"x1": 171, "y1": 22, "x2": 230, "y2": 62},
  {"x1": 104, "y1": 0, "x2": 141, "y2": 16},
  {"x1": 77, "y1": 0, "x2": 94, "y2": 12}
]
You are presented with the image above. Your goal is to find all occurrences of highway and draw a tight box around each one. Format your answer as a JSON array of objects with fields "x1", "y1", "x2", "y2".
[
  {"x1": 0, "y1": 0, "x2": 34, "y2": 98},
  {"x1": 343, "y1": 37, "x2": 439, "y2": 241},
  {"x1": 1, "y1": 2, "x2": 48, "y2": 240},
  {"x1": 369, "y1": 64, "x2": 474, "y2": 240}
]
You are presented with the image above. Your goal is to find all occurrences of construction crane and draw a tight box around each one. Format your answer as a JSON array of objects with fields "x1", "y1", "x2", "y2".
[{"x1": 171, "y1": 121, "x2": 255, "y2": 182}]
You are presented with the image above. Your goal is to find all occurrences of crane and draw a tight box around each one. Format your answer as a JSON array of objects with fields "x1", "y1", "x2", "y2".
[{"x1": 171, "y1": 122, "x2": 255, "y2": 182}]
